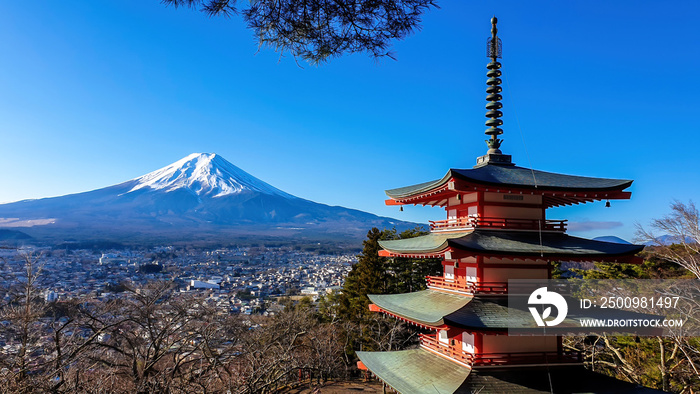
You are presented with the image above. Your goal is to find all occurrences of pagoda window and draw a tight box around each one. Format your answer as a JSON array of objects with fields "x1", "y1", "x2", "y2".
[
  {"x1": 465, "y1": 266, "x2": 477, "y2": 283},
  {"x1": 444, "y1": 264, "x2": 455, "y2": 282},
  {"x1": 438, "y1": 329, "x2": 449, "y2": 345},
  {"x1": 447, "y1": 209, "x2": 457, "y2": 220},
  {"x1": 462, "y1": 332, "x2": 475, "y2": 354}
]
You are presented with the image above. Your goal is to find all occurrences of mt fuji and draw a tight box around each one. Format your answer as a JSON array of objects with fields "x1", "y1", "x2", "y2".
[
  {"x1": 127, "y1": 153, "x2": 296, "y2": 199},
  {"x1": 0, "y1": 153, "x2": 414, "y2": 244}
]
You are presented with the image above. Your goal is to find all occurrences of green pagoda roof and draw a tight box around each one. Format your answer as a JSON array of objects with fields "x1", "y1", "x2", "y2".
[
  {"x1": 385, "y1": 164, "x2": 633, "y2": 199},
  {"x1": 440, "y1": 296, "x2": 638, "y2": 332},
  {"x1": 450, "y1": 230, "x2": 644, "y2": 258},
  {"x1": 460, "y1": 366, "x2": 668, "y2": 393},
  {"x1": 370, "y1": 292, "x2": 661, "y2": 333},
  {"x1": 443, "y1": 296, "x2": 523, "y2": 331},
  {"x1": 368, "y1": 290, "x2": 471, "y2": 326},
  {"x1": 380, "y1": 229, "x2": 644, "y2": 261},
  {"x1": 378, "y1": 231, "x2": 470, "y2": 255},
  {"x1": 356, "y1": 348, "x2": 471, "y2": 394},
  {"x1": 369, "y1": 292, "x2": 532, "y2": 331},
  {"x1": 357, "y1": 350, "x2": 666, "y2": 393}
]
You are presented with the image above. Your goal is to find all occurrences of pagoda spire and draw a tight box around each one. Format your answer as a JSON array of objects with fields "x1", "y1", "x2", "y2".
[
  {"x1": 476, "y1": 16, "x2": 512, "y2": 166},
  {"x1": 485, "y1": 16, "x2": 503, "y2": 153}
]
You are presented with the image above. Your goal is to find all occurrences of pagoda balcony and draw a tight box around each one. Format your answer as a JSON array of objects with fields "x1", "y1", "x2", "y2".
[
  {"x1": 425, "y1": 276, "x2": 508, "y2": 295},
  {"x1": 420, "y1": 334, "x2": 583, "y2": 367},
  {"x1": 426, "y1": 277, "x2": 575, "y2": 296},
  {"x1": 429, "y1": 216, "x2": 567, "y2": 232},
  {"x1": 419, "y1": 334, "x2": 474, "y2": 366}
]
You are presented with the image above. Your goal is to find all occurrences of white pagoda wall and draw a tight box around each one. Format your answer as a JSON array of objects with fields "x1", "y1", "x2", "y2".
[
  {"x1": 443, "y1": 258, "x2": 550, "y2": 283},
  {"x1": 481, "y1": 335, "x2": 558, "y2": 354}
]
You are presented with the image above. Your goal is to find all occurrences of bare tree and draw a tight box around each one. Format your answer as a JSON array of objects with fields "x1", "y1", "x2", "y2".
[
  {"x1": 636, "y1": 200, "x2": 700, "y2": 279},
  {"x1": 0, "y1": 253, "x2": 48, "y2": 393},
  {"x1": 613, "y1": 200, "x2": 700, "y2": 391},
  {"x1": 162, "y1": 0, "x2": 438, "y2": 63},
  {"x1": 78, "y1": 281, "x2": 227, "y2": 393},
  {"x1": 300, "y1": 322, "x2": 346, "y2": 386},
  {"x1": 233, "y1": 308, "x2": 313, "y2": 393},
  {"x1": 364, "y1": 314, "x2": 416, "y2": 352},
  {"x1": 0, "y1": 255, "x2": 347, "y2": 393}
]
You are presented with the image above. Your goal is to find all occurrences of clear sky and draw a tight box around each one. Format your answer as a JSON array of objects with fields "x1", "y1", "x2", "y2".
[{"x1": 1, "y1": 1, "x2": 698, "y2": 242}]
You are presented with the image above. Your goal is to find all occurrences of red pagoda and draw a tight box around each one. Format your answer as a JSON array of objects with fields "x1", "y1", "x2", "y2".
[{"x1": 356, "y1": 18, "x2": 662, "y2": 394}]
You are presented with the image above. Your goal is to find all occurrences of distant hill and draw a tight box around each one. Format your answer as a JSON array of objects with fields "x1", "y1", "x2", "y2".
[
  {"x1": 0, "y1": 229, "x2": 32, "y2": 241},
  {"x1": 0, "y1": 153, "x2": 417, "y2": 245},
  {"x1": 592, "y1": 236, "x2": 632, "y2": 244},
  {"x1": 640, "y1": 234, "x2": 696, "y2": 246}
]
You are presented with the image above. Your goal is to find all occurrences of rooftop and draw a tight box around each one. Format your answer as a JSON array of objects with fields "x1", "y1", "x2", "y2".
[
  {"x1": 357, "y1": 348, "x2": 471, "y2": 394},
  {"x1": 368, "y1": 290, "x2": 471, "y2": 327},
  {"x1": 358, "y1": 349, "x2": 666, "y2": 393},
  {"x1": 379, "y1": 229, "x2": 644, "y2": 262},
  {"x1": 370, "y1": 291, "x2": 662, "y2": 334},
  {"x1": 386, "y1": 165, "x2": 633, "y2": 200}
]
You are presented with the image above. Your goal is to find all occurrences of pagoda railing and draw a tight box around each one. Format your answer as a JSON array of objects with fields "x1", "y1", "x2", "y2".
[
  {"x1": 420, "y1": 334, "x2": 583, "y2": 366},
  {"x1": 425, "y1": 276, "x2": 508, "y2": 295},
  {"x1": 419, "y1": 334, "x2": 474, "y2": 366},
  {"x1": 429, "y1": 216, "x2": 567, "y2": 232},
  {"x1": 426, "y1": 277, "x2": 576, "y2": 296}
]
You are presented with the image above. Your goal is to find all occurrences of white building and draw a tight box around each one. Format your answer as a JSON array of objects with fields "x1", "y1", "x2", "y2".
[
  {"x1": 190, "y1": 280, "x2": 220, "y2": 290},
  {"x1": 45, "y1": 290, "x2": 58, "y2": 302}
]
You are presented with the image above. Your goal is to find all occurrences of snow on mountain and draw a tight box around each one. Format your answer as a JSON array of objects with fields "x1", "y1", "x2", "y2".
[{"x1": 127, "y1": 153, "x2": 296, "y2": 199}]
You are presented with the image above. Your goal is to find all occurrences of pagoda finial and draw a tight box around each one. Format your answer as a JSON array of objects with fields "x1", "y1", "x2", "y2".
[
  {"x1": 485, "y1": 16, "x2": 503, "y2": 153},
  {"x1": 476, "y1": 17, "x2": 512, "y2": 167}
]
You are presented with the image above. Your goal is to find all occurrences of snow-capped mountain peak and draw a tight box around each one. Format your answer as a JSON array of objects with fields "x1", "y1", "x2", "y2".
[{"x1": 127, "y1": 153, "x2": 296, "y2": 199}]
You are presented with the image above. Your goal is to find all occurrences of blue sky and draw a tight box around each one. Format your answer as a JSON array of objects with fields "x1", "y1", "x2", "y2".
[{"x1": 1, "y1": 1, "x2": 698, "y2": 242}]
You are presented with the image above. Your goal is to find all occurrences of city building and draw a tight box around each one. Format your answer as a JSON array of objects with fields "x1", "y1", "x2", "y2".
[
  {"x1": 356, "y1": 17, "x2": 662, "y2": 393},
  {"x1": 190, "y1": 279, "x2": 220, "y2": 290}
]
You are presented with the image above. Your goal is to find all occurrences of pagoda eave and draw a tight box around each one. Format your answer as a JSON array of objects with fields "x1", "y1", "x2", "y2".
[
  {"x1": 463, "y1": 365, "x2": 667, "y2": 393},
  {"x1": 385, "y1": 184, "x2": 631, "y2": 208},
  {"x1": 384, "y1": 165, "x2": 634, "y2": 208},
  {"x1": 378, "y1": 232, "x2": 469, "y2": 259},
  {"x1": 384, "y1": 181, "x2": 453, "y2": 207},
  {"x1": 379, "y1": 230, "x2": 644, "y2": 263},
  {"x1": 381, "y1": 248, "x2": 643, "y2": 264},
  {"x1": 447, "y1": 250, "x2": 644, "y2": 264},
  {"x1": 357, "y1": 349, "x2": 472, "y2": 394},
  {"x1": 369, "y1": 303, "x2": 448, "y2": 330},
  {"x1": 358, "y1": 353, "x2": 660, "y2": 393},
  {"x1": 371, "y1": 293, "x2": 662, "y2": 334},
  {"x1": 367, "y1": 290, "x2": 472, "y2": 328},
  {"x1": 378, "y1": 249, "x2": 448, "y2": 259}
]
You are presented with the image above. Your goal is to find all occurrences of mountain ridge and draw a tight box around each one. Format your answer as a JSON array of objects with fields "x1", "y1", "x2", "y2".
[
  {"x1": 0, "y1": 153, "x2": 416, "y2": 245},
  {"x1": 125, "y1": 153, "x2": 297, "y2": 199},
  {"x1": 592, "y1": 235, "x2": 632, "y2": 244}
]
